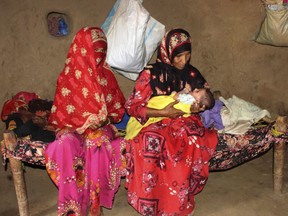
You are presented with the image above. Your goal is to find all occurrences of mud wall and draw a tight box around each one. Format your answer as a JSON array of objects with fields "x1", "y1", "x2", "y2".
[{"x1": 1, "y1": 0, "x2": 287, "y2": 132}]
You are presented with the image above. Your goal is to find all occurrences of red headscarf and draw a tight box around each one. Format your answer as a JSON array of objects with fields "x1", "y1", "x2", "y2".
[
  {"x1": 49, "y1": 27, "x2": 125, "y2": 133},
  {"x1": 1, "y1": 91, "x2": 39, "y2": 121}
]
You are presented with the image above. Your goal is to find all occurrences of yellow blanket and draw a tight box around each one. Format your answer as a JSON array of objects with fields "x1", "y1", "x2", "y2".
[{"x1": 125, "y1": 94, "x2": 191, "y2": 140}]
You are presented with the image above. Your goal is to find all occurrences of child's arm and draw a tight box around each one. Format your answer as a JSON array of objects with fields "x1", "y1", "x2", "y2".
[{"x1": 32, "y1": 115, "x2": 48, "y2": 129}]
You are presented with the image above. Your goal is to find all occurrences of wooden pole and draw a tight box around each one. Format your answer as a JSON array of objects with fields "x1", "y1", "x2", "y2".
[
  {"x1": 3, "y1": 130, "x2": 29, "y2": 216},
  {"x1": 273, "y1": 116, "x2": 287, "y2": 194}
]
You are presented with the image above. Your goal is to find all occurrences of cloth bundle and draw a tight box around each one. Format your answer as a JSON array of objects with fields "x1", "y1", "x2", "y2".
[{"x1": 201, "y1": 95, "x2": 271, "y2": 134}]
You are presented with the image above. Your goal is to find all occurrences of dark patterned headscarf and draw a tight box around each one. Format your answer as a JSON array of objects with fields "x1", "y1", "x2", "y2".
[{"x1": 149, "y1": 28, "x2": 207, "y2": 96}]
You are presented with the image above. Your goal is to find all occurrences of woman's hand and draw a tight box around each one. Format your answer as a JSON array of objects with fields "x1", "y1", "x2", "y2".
[
  {"x1": 162, "y1": 101, "x2": 185, "y2": 118},
  {"x1": 146, "y1": 101, "x2": 184, "y2": 119},
  {"x1": 32, "y1": 115, "x2": 48, "y2": 128},
  {"x1": 89, "y1": 117, "x2": 111, "y2": 130},
  {"x1": 19, "y1": 109, "x2": 34, "y2": 123}
]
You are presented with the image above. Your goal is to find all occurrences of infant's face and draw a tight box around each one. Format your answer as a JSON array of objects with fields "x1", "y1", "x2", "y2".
[{"x1": 191, "y1": 89, "x2": 206, "y2": 102}]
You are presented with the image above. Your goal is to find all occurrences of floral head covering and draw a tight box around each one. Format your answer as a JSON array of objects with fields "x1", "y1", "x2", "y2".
[
  {"x1": 150, "y1": 28, "x2": 194, "y2": 96},
  {"x1": 157, "y1": 28, "x2": 192, "y2": 65},
  {"x1": 49, "y1": 27, "x2": 125, "y2": 133}
]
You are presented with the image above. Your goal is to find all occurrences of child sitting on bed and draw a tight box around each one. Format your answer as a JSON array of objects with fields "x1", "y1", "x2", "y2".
[
  {"x1": 125, "y1": 87, "x2": 215, "y2": 139},
  {"x1": 3, "y1": 98, "x2": 55, "y2": 142}
]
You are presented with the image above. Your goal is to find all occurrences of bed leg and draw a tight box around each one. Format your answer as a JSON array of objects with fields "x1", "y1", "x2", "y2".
[
  {"x1": 274, "y1": 140, "x2": 286, "y2": 194},
  {"x1": 3, "y1": 130, "x2": 29, "y2": 216},
  {"x1": 273, "y1": 116, "x2": 287, "y2": 194}
]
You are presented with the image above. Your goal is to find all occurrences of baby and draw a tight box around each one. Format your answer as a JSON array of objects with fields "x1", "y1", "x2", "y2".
[
  {"x1": 172, "y1": 87, "x2": 215, "y2": 113},
  {"x1": 125, "y1": 88, "x2": 215, "y2": 139}
]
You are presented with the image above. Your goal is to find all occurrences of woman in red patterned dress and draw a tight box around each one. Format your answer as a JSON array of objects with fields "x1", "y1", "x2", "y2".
[
  {"x1": 45, "y1": 27, "x2": 126, "y2": 216},
  {"x1": 125, "y1": 28, "x2": 218, "y2": 215}
]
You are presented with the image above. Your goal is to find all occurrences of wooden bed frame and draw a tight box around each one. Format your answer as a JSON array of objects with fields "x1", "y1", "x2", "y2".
[{"x1": 1, "y1": 114, "x2": 287, "y2": 216}]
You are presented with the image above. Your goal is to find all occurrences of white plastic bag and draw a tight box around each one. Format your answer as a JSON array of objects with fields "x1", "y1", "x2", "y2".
[
  {"x1": 105, "y1": 0, "x2": 149, "y2": 73},
  {"x1": 101, "y1": 0, "x2": 120, "y2": 34},
  {"x1": 144, "y1": 17, "x2": 166, "y2": 65},
  {"x1": 103, "y1": 0, "x2": 166, "y2": 80}
]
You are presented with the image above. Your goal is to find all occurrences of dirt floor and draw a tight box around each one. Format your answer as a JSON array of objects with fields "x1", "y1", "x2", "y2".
[{"x1": 1, "y1": 149, "x2": 288, "y2": 216}]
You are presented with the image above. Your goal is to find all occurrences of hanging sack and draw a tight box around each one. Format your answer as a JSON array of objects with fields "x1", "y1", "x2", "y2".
[
  {"x1": 102, "y1": 0, "x2": 166, "y2": 80},
  {"x1": 101, "y1": 0, "x2": 121, "y2": 34},
  {"x1": 144, "y1": 16, "x2": 166, "y2": 66},
  {"x1": 256, "y1": 1, "x2": 288, "y2": 46},
  {"x1": 105, "y1": 0, "x2": 149, "y2": 73}
]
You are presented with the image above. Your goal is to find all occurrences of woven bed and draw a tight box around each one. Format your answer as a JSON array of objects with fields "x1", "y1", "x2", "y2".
[{"x1": 1, "y1": 115, "x2": 287, "y2": 216}]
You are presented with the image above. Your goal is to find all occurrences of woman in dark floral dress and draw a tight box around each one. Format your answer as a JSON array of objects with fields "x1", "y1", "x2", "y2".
[{"x1": 124, "y1": 28, "x2": 218, "y2": 216}]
